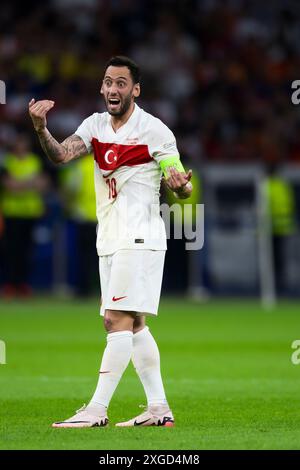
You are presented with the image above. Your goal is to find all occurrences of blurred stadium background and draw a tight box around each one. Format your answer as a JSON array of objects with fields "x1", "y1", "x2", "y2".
[{"x1": 1, "y1": 0, "x2": 300, "y2": 450}]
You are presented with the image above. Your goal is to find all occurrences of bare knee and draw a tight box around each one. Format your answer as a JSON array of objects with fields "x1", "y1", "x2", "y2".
[
  {"x1": 133, "y1": 315, "x2": 146, "y2": 334},
  {"x1": 104, "y1": 310, "x2": 135, "y2": 333},
  {"x1": 103, "y1": 315, "x2": 114, "y2": 332}
]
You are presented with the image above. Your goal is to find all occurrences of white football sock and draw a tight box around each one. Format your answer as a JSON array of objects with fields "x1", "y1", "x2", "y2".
[
  {"x1": 89, "y1": 330, "x2": 133, "y2": 412},
  {"x1": 132, "y1": 326, "x2": 168, "y2": 407}
]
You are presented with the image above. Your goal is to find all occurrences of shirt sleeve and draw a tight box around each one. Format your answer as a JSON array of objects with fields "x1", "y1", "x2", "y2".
[
  {"x1": 74, "y1": 115, "x2": 94, "y2": 153},
  {"x1": 148, "y1": 119, "x2": 180, "y2": 164}
]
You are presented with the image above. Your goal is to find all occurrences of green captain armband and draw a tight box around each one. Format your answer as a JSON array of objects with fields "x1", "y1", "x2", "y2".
[{"x1": 159, "y1": 156, "x2": 185, "y2": 178}]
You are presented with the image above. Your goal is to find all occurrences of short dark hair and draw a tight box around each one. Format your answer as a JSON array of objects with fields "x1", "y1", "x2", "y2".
[{"x1": 104, "y1": 56, "x2": 141, "y2": 84}]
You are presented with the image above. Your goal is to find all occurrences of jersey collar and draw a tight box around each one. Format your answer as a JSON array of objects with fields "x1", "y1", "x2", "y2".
[{"x1": 107, "y1": 103, "x2": 140, "y2": 138}]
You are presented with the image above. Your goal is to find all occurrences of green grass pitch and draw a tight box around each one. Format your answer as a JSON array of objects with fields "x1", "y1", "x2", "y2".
[{"x1": 0, "y1": 297, "x2": 300, "y2": 450}]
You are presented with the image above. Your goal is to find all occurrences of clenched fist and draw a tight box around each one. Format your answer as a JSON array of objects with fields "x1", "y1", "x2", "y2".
[{"x1": 28, "y1": 99, "x2": 55, "y2": 133}]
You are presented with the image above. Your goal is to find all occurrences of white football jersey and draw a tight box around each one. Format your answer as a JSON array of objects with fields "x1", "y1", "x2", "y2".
[{"x1": 75, "y1": 103, "x2": 179, "y2": 256}]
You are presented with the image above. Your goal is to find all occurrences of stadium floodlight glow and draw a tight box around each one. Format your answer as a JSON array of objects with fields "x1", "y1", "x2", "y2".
[
  {"x1": 0, "y1": 80, "x2": 6, "y2": 104},
  {"x1": 0, "y1": 340, "x2": 6, "y2": 364}
]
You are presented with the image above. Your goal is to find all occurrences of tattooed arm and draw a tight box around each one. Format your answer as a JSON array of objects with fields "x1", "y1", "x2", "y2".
[
  {"x1": 29, "y1": 99, "x2": 88, "y2": 164},
  {"x1": 37, "y1": 129, "x2": 88, "y2": 164}
]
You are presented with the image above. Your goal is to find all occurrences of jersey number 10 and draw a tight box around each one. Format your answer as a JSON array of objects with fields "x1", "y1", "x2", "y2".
[{"x1": 106, "y1": 177, "x2": 117, "y2": 199}]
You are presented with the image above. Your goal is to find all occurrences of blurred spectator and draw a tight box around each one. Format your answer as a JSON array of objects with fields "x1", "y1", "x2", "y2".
[
  {"x1": 163, "y1": 162, "x2": 202, "y2": 293},
  {"x1": 265, "y1": 162, "x2": 297, "y2": 294},
  {"x1": 59, "y1": 155, "x2": 98, "y2": 297},
  {"x1": 0, "y1": 134, "x2": 49, "y2": 298},
  {"x1": 1, "y1": 0, "x2": 300, "y2": 167}
]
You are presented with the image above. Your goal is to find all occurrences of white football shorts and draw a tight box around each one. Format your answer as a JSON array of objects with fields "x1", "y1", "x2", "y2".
[{"x1": 99, "y1": 249, "x2": 166, "y2": 317}]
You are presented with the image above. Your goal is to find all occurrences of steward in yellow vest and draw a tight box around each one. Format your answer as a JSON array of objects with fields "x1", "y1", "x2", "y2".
[
  {"x1": 0, "y1": 135, "x2": 49, "y2": 298},
  {"x1": 265, "y1": 175, "x2": 296, "y2": 237},
  {"x1": 59, "y1": 155, "x2": 96, "y2": 223},
  {"x1": 265, "y1": 163, "x2": 296, "y2": 293},
  {"x1": 59, "y1": 155, "x2": 97, "y2": 297}
]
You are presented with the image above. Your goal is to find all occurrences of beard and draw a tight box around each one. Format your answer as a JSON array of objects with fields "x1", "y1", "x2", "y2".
[{"x1": 105, "y1": 93, "x2": 132, "y2": 116}]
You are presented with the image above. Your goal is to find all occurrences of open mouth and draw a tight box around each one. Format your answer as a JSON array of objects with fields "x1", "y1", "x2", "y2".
[{"x1": 108, "y1": 98, "x2": 121, "y2": 107}]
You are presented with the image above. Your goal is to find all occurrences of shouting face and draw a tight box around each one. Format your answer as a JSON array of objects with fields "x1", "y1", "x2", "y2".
[{"x1": 101, "y1": 65, "x2": 140, "y2": 116}]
